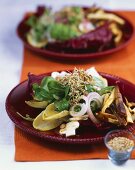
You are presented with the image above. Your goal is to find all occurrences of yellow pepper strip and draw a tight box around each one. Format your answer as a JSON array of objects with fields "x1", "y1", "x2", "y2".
[
  {"x1": 25, "y1": 100, "x2": 48, "y2": 109},
  {"x1": 101, "y1": 88, "x2": 115, "y2": 113},
  {"x1": 87, "y1": 12, "x2": 125, "y2": 25}
]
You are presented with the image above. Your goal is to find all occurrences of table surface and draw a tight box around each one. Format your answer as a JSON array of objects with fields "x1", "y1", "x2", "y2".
[{"x1": 1, "y1": 0, "x2": 135, "y2": 170}]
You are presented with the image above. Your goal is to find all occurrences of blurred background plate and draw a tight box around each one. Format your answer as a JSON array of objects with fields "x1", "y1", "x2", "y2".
[{"x1": 17, "y1": 9, "x2": 134, "y2": 61}]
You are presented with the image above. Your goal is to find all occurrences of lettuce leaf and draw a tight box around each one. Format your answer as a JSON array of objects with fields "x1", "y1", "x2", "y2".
[
  {"x1": 54, "y1": 98, "x2": 70, "y2": 112},
  {"x1": 31, "y1": 76, "x2": 69, "y2": 103}
]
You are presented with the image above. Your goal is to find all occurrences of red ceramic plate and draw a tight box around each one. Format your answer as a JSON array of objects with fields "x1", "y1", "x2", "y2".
[
  {"x1": 17, "y1": 10, "x2": 134, "y2": 61},
  {"x1": 5, "y1": 72, "x2": 135, "y2": 144}
]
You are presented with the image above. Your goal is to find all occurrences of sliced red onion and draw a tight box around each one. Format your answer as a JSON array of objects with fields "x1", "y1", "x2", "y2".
[
  {"x1": 80, "y1": 95, "x2": 88, "y2": 107},
  {"x1": 70, "y1": 103, "x2": 87, "y2": 117},
  {"x1": 87, "y1": 92, "x2": 103, "y2": 124}
]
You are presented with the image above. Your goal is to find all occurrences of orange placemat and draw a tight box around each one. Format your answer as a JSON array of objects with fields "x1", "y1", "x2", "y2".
[{"x1": 15, "y1": 11, "x2": 135, "y2": 161}]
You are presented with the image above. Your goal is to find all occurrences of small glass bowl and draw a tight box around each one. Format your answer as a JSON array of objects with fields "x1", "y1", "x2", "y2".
[{"x1": 104, "y1": 130, "x2": 135, "y2": 165}]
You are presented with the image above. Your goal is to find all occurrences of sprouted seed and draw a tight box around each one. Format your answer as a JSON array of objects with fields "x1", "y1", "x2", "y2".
[{"x1": 107, "y1": 137, "x2": 134, "y2": 152}]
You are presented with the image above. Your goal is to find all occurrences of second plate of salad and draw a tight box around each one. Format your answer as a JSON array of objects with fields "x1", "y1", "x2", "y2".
[{"x1": 17, "y1": 5, "x2": 134, "y2": 60}]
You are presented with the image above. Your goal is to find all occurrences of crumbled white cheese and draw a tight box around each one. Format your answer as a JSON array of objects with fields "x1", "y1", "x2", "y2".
[
  {"x1": 51, "y1": 72, "x2": 60, "y2": 79},
  {"x1": 59, "y1": 121, "x2": 79, "y2": 137},
  {"x1": 51, "y1": 71, "x2": 70, "y2": 79}
]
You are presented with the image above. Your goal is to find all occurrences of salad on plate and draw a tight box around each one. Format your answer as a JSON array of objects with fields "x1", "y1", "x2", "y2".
[
  {"x1": 25, "y1": 6, "x2": 126, "y2": 53},
  {"x1": 17, "y1": 67, "x2": 135, "y2": 137}
]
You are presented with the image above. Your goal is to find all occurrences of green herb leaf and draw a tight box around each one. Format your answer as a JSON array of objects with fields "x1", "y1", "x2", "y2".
[
  {"x1": 26, "y1": 15, "x2": 37, "y2": 27},
  {"x1": 48, "y1": 80, "x2": 66, "y2": 97},
  {"x1": 50, "y1": 23, "x2": 78, "y2": 41},
  {"x1": 33, "y1": 86, "x2": 53, "y2": 101},
  {"x1": 65, "y1": 86, "x2": 70, "y2": 97},
  {"x1": 98, "y1": 86, "x2": 115, "y2": 95},
  {"x1": 86, "y1": 84, "x2": 97, "y2": 93},
  {"x1": 54, "y1": 98, "x2": 70, "y2": 112},
  {"x1": 32, "y1": 76, "x2": 70, "y2": 102},
  {"x1": 73, "y1": 7, "x2": 81, "y2": 14},
  {"x1": 41, "y1": 76, "x2": 55, "y2": 91},
  {"x1": 33, "y1": 24, "x2": 46, "y2": 41}
]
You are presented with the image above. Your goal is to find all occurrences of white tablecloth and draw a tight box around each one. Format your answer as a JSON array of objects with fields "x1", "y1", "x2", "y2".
[{"x1": 0, "y1": 0, "x2": 135, "y2": 169}]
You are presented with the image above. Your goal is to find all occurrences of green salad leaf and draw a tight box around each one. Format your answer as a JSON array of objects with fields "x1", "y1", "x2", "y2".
[
  {"x1": 32, "y1": 76, "x2": 69, "y2": 103},
  {"x1": 26, "y1": 15, "x2": 38, "y2": 28},
  {"x1": 85, "y1": 84, "x2": 97, "y2": 93},
  {"x1": 73, "y1": 7, "x2": 81, "y2": 14},
  {"x1": 40, "y1": 76, "x2": 55, "y2": 91},
  {"x1": 26, "y1": 9, "x2": 54, "y2": 42},
  {"x1": 54, "y1": 98, "x2": 70, "y2": 112},
  {"x1": 68, "y1": 7, "x2": 84, "y2": 25},
  {"x1": 33, "y1": 83, "x2": 53, "y2": 101},
  {"x1": 98, "y1": 86, "x2": 114, "y2": 95},
  {"x1": 50, "y1": 23, "x2": 78, "y2": 41},
  {"x1": 86, "y1": 84, "x2": 114, "y2": 96}
]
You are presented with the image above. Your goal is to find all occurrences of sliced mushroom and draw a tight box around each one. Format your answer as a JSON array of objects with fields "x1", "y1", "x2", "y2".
[
  {"x1": 69, "y1": 115, "x2": 88, "y2": 121},
  {"x1": 59, "y1": 121, "x2": 79, "y2": 137}
]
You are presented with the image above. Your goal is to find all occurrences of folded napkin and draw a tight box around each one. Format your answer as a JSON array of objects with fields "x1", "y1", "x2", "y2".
[{"x1": 15, "y1": 11, "x2": 135, "y2": 161}]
